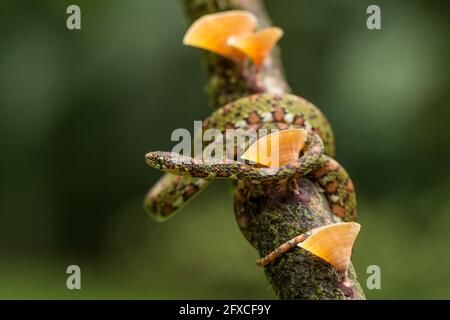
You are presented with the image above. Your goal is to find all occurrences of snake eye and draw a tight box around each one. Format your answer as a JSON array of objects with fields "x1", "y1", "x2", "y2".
[{"x1": 156, "y1": 156, "x2": 165, "y2": 166}]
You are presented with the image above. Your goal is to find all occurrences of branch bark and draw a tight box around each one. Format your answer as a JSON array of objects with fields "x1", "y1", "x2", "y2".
[{"x1": 181, "y1": 0, "x2": 365, "y2": 299}]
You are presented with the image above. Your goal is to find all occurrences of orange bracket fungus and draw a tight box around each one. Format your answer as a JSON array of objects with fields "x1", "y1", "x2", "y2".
[
  {"x1": 257, "y1": 222, "x2": 361, "y2": 277},
  {"x1": 241, "y1": 129, "x2": 307, "y2": 168},
  {"x1": 297, "y1": 222, "x2": 361, "y2": 275},
  {"x1": 228, "y1": 27, "x2": 284, "y2": 69},
  {"x1": 183, "y1": 10, "x2": 283, "y2": 68},
  {"x1": 183, "y1": 10, "x2": 257, "y2": 62}
]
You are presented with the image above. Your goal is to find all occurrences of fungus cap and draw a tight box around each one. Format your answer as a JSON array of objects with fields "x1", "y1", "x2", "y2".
[{"x1": 183, "y1": 10, "x2": 257, "y2": 61}]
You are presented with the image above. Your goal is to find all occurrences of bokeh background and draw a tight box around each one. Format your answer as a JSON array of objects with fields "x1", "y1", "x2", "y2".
[{"x1": 0, "y1": 0, "x2": 449, "y2": 299}]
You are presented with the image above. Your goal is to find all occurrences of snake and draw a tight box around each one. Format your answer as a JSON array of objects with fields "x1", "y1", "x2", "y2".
[{"x1": 145, "y1": 93, "x2": 357, "y2": 223}]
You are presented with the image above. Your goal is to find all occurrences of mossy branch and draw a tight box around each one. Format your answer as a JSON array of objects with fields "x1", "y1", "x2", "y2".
[{"x1": 181, "y1": 0, "x2": 365, "y2": 299}]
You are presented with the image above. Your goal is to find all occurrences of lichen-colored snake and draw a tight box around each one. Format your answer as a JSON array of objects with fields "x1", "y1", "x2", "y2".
[{"x1": 145, "y1": 93, "x2": 357, "y2": 223}]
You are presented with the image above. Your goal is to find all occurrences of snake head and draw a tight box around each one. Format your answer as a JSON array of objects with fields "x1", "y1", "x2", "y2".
[
  {"x1": 146, "y1": 152, "x2": 172, "y2": 170},
  {"x1": 146, "y1": 152, "x2": 194, "y2": 176},
  {"x1": 146, "y1": 151, "x2": 199, "y2": 174}
]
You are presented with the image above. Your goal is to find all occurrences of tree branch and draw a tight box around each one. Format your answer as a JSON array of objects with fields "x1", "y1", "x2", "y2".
[{"x1": 181, "y1": 0, "x2": 365, "y2": 299}]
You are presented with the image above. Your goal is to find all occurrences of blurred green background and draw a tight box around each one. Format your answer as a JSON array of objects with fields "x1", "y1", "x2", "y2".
[{"x1": 0, "y1": 0, "x2": 449, "y2": 299}]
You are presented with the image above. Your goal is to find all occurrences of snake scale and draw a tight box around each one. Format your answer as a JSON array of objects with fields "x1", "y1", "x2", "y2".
[{"x1": 145, "y1": 93, "x2": 357, "y2": 224}]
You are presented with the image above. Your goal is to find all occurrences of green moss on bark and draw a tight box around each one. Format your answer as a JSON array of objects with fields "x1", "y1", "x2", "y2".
[{"x1": 234, "y1": 177, "x2": 364, "y2": 299}]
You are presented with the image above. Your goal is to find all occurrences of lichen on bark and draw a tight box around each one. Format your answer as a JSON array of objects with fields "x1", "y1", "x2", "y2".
[{"x1": 181, "y1": 0, "x2": 365, "y2": 299}]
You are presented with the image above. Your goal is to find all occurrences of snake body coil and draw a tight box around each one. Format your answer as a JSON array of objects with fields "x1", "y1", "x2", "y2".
[{"x1": 145, "y1": 93, "x2": 357, "y2": 223}]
